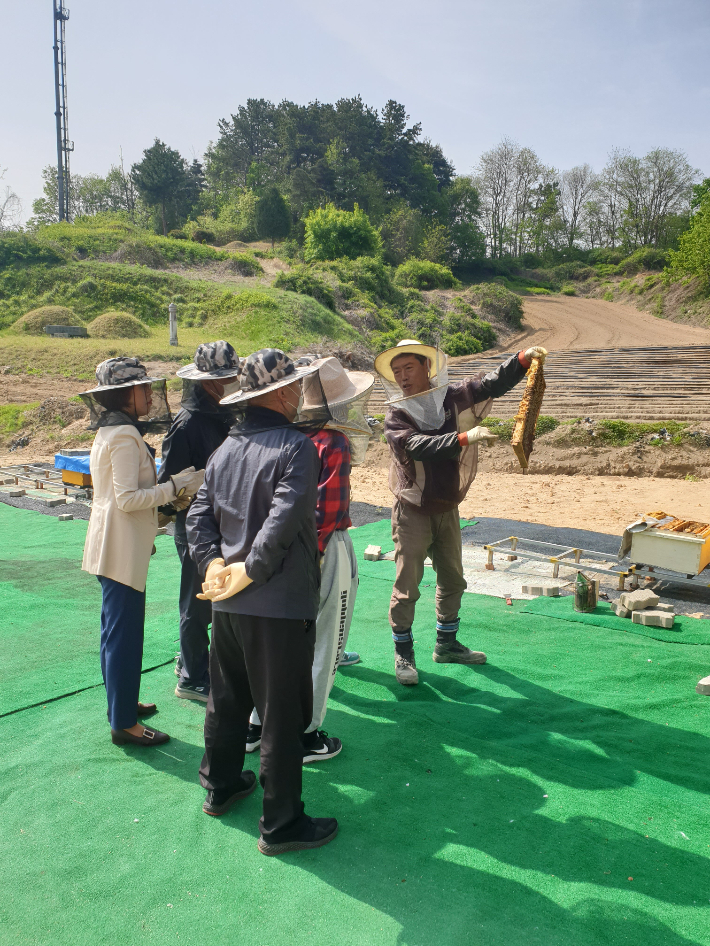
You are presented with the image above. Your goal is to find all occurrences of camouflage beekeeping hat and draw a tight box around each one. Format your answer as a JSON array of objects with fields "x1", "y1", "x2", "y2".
[
  {"x1": 176, "y1": 340, "x2": 243, "y2": 381},
  {"x1": 82, "y1": 356, "x2": 165, "y2": 393},
  {"x1": 220, "y1": 348, "x2": 319, "y2": 405}
]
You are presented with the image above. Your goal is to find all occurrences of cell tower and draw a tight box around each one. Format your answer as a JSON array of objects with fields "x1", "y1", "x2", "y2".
[{"x1": 53, "y1": 1, "x2": 73, "y2": 221}]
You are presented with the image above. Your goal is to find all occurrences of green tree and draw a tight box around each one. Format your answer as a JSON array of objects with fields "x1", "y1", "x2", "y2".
[
  {"x1": 447, "y1": 177, "x2": 485, "y2": 268},
  {"x1": 304, "y1": 204, "x2": 382, "y2": 261},
  {"x1": 255, "y1": 187, "x2": 291, "y2": 248},
  {"x1": 667, "y1": 193, "x2": 710, "y2": 287},
  {"x1": 131, "y1": 140, "x2": 193, "y2": 236}
]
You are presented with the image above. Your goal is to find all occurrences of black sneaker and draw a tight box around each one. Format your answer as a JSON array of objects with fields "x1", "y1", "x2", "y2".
[
  {"x1": 174, "y1": 652, "x2": 182, "y2": 677},
  {"x1": 175, "y1": 682, "x2": 210, "y2": 703},
  {"x1": 202, "y1": 771, "x2": 257, "y2": 816},
  {"x1": 246, "y1": 723, "x2": 262, "y2": 753},
  {"x1": 303, "y1": 729, "x2": 342, "y2": 763},
  {"x1": 257, "y1": 817, "x2": 338, "y2": 855}
]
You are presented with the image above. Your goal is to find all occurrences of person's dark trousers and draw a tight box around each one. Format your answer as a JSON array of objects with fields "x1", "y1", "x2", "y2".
[
  {"x1": 200, "y1": 611, "x2": 315, "y2": 843},
  {"x1": 175, "y1": 538, "x2": 212, "y2": 687},
  {"x1": 98, "y1": 575, "x2": 146, "y2": 731}
]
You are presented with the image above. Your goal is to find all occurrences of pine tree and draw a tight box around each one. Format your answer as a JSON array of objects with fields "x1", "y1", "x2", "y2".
[{"x1": 255, "y1": 187, "x2": 291, "y2": 249}]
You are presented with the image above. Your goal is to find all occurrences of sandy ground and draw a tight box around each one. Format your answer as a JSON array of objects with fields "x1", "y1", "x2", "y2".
[
  {"x1": 351, "y1": 467, "x2": 708, "y2": 536},
  {"x1": 480, "y1": 295, "x2": 710, "y2": 355}
]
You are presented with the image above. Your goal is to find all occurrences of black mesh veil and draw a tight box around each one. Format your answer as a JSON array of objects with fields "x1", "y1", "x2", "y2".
[
  {"x1": 228, "y1": 372, "x2": 331, "y2": 438},
  {"x1": 80, "y1": 380, "x2": 173, "y2": 434}
]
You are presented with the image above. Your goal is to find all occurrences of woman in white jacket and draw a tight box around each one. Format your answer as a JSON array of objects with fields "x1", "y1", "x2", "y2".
[{"x1": 80, "y1": 357, "x2": 204, "y2": 747}]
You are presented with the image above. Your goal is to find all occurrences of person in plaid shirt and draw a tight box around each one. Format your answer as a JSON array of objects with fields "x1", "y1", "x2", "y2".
[{"x1": 247, "y1": 357, "x2": 374, "y2": 762}]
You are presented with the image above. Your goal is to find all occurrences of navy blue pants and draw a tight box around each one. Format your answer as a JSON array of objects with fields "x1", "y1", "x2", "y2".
[
  {"x1": 98, "y1": 575, "x2": 146, "y2": 730},
  {"x1": 175, "y1": 538, "x2": 211, "y2": 688}
]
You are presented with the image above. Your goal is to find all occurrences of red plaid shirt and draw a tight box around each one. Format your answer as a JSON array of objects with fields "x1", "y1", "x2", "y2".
[{"x1": 309, "y1": 429, "x2": 352, "y2": 554}]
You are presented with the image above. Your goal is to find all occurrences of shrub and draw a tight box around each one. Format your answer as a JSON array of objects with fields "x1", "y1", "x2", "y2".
[
  {"x1": 394, "y1": 259, "x2": 459, "y2": 290},
  {"x1": 0, "y1": 233, "x2": 69, "y2": 267},
  {"x1": 111, "y1": 241, "x2": 165, "y2": 268},
  {"x1": 442, "y1": 332, "x2": 483, "y2": 356},
  {"x1": 168, "y1": 229, "x2": 187, "y2": 240},
  {"x1": 304, "y1": 204, "x2": 382, "y2": 261},
  {"x1": 88, "y1": 312, "x2": 151, "y2": 338},
  {"x1": 220, "y1": 253, "x2": 263, "y2": 277},
  {"x1": 561, "y1": 285, "x2": 576, "y2": 296},
  {"x1": 14, "y1": 305, "x2": 83, "y2": 335},
  {"x1": 666, "y1": 195, "x2": 710, "y2": 287},
  {"x1": 467, "y1": 283, "x2": 524, "y2": 327},
  {"x1": 273, "y1": 266, "x2": 336, "y2": 311},
  {"x1": 617, "y1": 247, "x2": 669, "y2": 275},
  {"x1": 191, "y1": 229, "x2": 216, "y2": 245},
  {"x1": 528, "y1": 287, "x2": 552, "y2": 295},
  {"x1": 480, "y1": 415, "x2": 560, "y2": 442}
]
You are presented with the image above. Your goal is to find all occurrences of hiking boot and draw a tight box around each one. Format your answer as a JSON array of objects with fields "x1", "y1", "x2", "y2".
[
  {"x1": 338, "y1": 651, "x2": 361, "y2": 667},
  {"x1": 433, "y1": 640, "x2": 487, "y2": 664},
  {"x1": 303, "y1": 729, "x2": 342, "y2": 763},
  {"x1": 395, "y1": 651, "x2": 419, "y2": 685},
  {"x1": 257, "y1": 817, "x2": 339, "y2": 856},
  {"x1": 202, "y1": 771, "x2": 257, "y2": 816},
  {"x1": 175, "y1": 682, "x2": 210, "y2": 703},
  {"x1": 245, "y1": 723, "x2": 262, "y2": 753}
]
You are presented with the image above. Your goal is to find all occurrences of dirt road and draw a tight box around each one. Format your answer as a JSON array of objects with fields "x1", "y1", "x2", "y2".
[
  {"x1": 485, "y1": 295, "x2": 710, "y2": 354},
  {"x1": 351, "y1": 469, "x2": 708, "y2": 536}
]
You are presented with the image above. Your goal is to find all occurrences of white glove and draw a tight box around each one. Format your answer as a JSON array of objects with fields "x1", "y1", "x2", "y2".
[
  {"x1": 170, "y1": 466, "x2": 204, "y2": 499},
  {"x1": 461, "y1": 426, "x2": 498, "y2": 446},
  {"x1": 197, "y1": 560, "x2": 253, "y2": 602},
  {"x1": 524, "y1": 346, "x2": 548, "y2": 364}
]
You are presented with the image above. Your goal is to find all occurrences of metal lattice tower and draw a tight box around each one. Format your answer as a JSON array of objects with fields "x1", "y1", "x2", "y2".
[{"x1": 53, "y1": 1, "x2": 73, "y2": 221}]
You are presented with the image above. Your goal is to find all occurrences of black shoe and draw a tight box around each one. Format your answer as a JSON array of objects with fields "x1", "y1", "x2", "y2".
[
  {"x1": 303, "y1": 729, "x2": 342, "y2": 763},
  {"x1": 258, "y1": 817, "x2": 339, "y2": 856},
  {"x1": 246, "y1": 723, "x2": 262, "y2": 753},
  {"x1": 202, "y1": 772, "x2": 257, "y2": 816},
  {"x1": 107, "y1": 702, "x2": 157, "y2": 722},
  {"x1": 111, "y1": 726, "x2": 170, "y2": 747}
]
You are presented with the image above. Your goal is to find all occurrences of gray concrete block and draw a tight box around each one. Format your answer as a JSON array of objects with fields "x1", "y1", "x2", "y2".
[
  {"x1": 620, "y1": 588, "x2": 660, "y2": 611},
  {"x1": 42, "y1": 497, "x2": 67, "y2": 508},
  {"x1": 631, "y1": 609, "x2": 675, "y2": 628},
  {"x1": 696, "y1": 675, "x2": 710, "y2": 695},
  {"x1": 58, "y1": 513, "x2": 73, "y2": 521},
  {"x1": 655, "y1": 602, "x2": 675, "y2": 613},
  {"x1": 522, "y1": 584, "x2": 560, "y2": 597},
  {"x1": 364, "y1": 545, "x2": 382, "y2": 562},
  {"x1": 610, "y1": 600, "x2": 631, "y2": 618},
  {"x1": 4, "y1": 489, "x2": 25, "y2": 498}
]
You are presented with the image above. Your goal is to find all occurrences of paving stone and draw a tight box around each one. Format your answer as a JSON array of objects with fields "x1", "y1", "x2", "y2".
[
  {"x1": 58, "y1": 513, "x2": 73, "y2": 521},
  {"x1": 521, "y1": 584, "x2": 560, "y2": 596},
  {"x1": 364, "y1": 544, "x2": 382, "y2": 561},
  {"x1": 631, "y1": 609, "x2": 675, "y2": 628},
  {"x1": 610, "y1": 600, "x2": 631, "y2": 618},
  {"x1": 42, "y1": 497, "x2": 67, "y2": 508},
  {"x1": 696, "y1": 675, "x2": 710, "y2": 695},
  {"x1": 619, "y1": 588, "x2": 660, "y2": 611},
  {"x1": 3, "y1": 489, "x2": 25, "y2": 498},
  {"x1": 655, "y1": 602, "x2": 675, "y2": 613}
]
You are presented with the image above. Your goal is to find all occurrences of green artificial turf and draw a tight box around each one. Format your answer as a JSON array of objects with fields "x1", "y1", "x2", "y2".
[
  {"x1": 2, "y1": 506, "x2": 710, "y2": 946},
  {"x1": 522, "y1": 594, "x2": 710, "y2": 645},
  {"x1": 0, "y1": 504, "x2": 181, "y2": 716}
]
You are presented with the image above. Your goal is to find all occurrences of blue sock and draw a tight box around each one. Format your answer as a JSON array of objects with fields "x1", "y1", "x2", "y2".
[
  {"x1": 392, "y1": 629, "x2": 414, "y2": 656},
  {"x1": 436, "y1": 617, "x2": 460, "y2": 645}
]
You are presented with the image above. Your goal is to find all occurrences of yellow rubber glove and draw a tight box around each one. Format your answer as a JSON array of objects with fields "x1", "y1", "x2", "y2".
[
  {"x1": 197, "y1": 561, "x2": 253, "y2": 602},
  {"x1": 524, "y1": 346, "x2": 548, "y2": 364}
]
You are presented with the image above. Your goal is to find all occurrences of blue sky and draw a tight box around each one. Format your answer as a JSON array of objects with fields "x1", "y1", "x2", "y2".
[{"x1": 2, "y1": 0, "x2": 709, "y2": 221}]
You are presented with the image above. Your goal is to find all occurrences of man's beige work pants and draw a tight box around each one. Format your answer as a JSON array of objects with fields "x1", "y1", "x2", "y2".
[{"x1": 389, "y1": 500, "x2": 467, "y2": 635}]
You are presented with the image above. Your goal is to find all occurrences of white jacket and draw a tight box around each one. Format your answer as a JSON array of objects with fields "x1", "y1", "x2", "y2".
[{"x1": 82, "y1": 424, "x2": 177, "y2": 592}]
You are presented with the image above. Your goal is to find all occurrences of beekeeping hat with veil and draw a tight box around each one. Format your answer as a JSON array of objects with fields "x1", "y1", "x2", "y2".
[
  {"x1": 79, "y1": 356, "x2": 172, "y2": 434},
  {"x1": 374, "y1": 339, "x2": 449, "y2": 431},
  {"x1": 301, "y1": 356, "x2": 375, "y2": 464},
  {"x1": 220, "y1": 348, "x2": 331, "y2": 435},
  {"x1": 175, "y1": 340, "x2": 243, "y2": 414}
]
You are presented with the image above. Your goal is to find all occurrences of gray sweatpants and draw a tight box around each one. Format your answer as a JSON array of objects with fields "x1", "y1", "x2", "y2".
[{"x1": 251, "y1": 529, "x2": 358, "y2": 733}]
